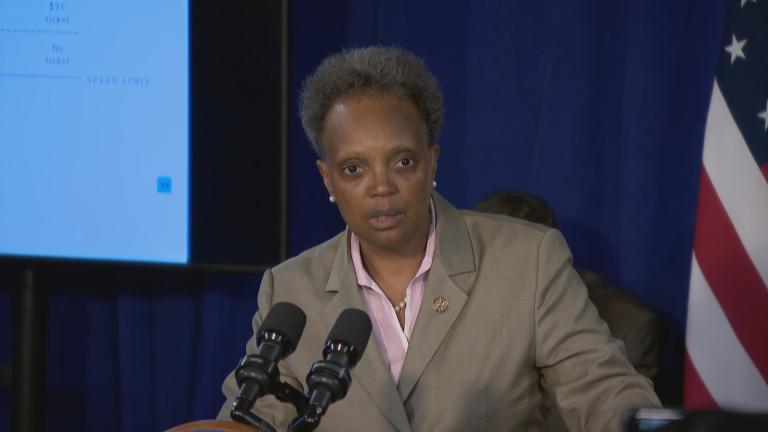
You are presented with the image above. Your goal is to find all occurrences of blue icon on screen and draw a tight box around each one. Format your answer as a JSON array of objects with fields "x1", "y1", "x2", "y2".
[{"x1": 157, "y1": 176, "x2": 172, "y2": 193}]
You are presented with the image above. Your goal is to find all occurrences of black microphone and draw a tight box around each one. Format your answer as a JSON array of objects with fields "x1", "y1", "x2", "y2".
[
  {"x1": 232, "y1": 302, "x2": 307, "y2": 418},
  {"x1": 302, "y1": 308, "x2": 372, "y2": 425}
]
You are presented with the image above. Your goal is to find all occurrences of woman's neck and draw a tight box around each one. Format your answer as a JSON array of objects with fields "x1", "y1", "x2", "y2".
[{"x1": 359, "y1": 227, "x2": 429, "y2": 302}]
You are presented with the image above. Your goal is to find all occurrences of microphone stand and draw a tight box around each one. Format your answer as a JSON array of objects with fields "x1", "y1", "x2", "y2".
[
  {"x1": 232, "y1": 308, "x2": 369, "y2": 432},
  {"x1": 231, "y1": 380, "x2": 310, "y2": 432},
  {"x1": 231, "y1": 402, "x2": 276, "y2": 432},
  {"x1": 286, "y1": 414, "x2": 320, "y2": 432},
  {"x1": 286, "y1": 346, "x2": 356, "y2": 432}
]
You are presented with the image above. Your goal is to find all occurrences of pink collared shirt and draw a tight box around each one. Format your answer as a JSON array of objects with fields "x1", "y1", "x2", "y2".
[{"x1": 350, "y1": 199, "x2": 436, "y2": 383}]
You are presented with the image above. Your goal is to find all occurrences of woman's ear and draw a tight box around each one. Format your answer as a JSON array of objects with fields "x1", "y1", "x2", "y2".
[{"x1": 430, "y1": 144, "x2": 440, "y2": 178}]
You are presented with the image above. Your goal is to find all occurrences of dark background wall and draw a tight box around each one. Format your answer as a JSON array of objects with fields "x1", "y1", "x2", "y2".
[{"x1": 0, "y1": 0, "x2": 730, "y2": 430}]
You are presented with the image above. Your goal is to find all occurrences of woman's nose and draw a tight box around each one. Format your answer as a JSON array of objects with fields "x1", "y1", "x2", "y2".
[{"x1": 369, "y1": 167, "x2": 396, "y2": 197}]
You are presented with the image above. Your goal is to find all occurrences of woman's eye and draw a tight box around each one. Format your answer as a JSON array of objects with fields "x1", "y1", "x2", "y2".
[
  {"x1": 342, "y1": 165, "x2": 360, "y2": 175},
  {"x1": 396, "y1": 158, "x2": 414, "y2": 168}
]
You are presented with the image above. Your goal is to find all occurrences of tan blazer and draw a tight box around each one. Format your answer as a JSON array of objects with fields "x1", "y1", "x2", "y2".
[{"x1": 218, "y1": 193, "x2": 660, "y2": 431}]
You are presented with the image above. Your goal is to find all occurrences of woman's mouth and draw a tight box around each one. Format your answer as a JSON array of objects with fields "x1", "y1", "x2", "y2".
[{"x1": 367, "y1": 209, "x2": 403, "y2": 230}]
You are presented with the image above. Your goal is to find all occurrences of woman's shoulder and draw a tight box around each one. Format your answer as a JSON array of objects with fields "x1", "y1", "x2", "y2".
[
  {"x1": 269, "y1": 230, "x2": 346, "y2": 280},
  {"x1": 454, "y1": 208, "x2": 573, "y2": 261},
  {"x1": 460, "y1": 209, "x2": 551, "y2": 240}
]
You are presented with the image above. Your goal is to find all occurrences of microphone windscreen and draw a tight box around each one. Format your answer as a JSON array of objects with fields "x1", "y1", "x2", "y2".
[
  {"x1": 327, "y1": 308, "x2": 372, "y2": 358},
  {"x1": 258, "y1": 302, "x2": 307, "y2": 350}
]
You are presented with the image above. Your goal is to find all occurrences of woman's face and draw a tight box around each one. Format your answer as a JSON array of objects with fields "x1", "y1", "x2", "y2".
[{"x1": 317, "y1": 91, "x2": 439, "y2": 255}]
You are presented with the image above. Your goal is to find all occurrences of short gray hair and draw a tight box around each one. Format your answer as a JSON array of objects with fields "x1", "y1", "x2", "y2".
[{"x1": 299, "y1": 46, "x2": 444, "y2": 159}]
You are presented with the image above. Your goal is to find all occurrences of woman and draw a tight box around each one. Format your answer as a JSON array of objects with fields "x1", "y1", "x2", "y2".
[{"x1": 219, "y1": 46, "x2": 660, "y2": 431}]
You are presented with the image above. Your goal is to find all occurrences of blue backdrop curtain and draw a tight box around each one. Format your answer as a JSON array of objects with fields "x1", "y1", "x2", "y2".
[{"x1": 0, "y1": 0, "x2": 730, "y2": 430}]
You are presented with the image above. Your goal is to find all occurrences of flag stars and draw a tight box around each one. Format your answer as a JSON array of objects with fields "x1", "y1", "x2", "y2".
[
  {"x1": 724, "y1": 34, "x2": 747, "y2": 64},
  {"x1": 740, "y1": 0, "x2": 757, "y2": 7},
  {"x1": 758, "y1": 100, "x2": 768, "y2": 131}
]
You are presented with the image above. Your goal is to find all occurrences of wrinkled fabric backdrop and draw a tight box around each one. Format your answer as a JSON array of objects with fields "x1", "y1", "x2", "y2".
[{"x1": 0, "y1": 0, "x2": 731, "y2": 430}]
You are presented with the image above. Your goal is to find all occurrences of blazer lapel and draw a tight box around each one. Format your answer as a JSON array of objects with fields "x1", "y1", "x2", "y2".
[
  {"x1": 322, "y1": 231, "x2": 413, "y2": 432},
  {"x1": 397, "y1": 193, "x2": 477, "y2": 401}
]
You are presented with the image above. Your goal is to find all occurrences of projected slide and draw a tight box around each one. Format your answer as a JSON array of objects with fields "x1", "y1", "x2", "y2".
[{"x1": 0, "y1": 1, "x2": 188, "y2": 264}]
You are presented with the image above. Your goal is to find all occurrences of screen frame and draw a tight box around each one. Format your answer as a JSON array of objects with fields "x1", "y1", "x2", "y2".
[{"x1": 0, "y1": 0, "x2": 289, "y2": 272}]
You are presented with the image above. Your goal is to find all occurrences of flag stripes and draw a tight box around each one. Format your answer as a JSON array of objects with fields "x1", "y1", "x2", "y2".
[
  {"x1": 693, "y1": 168, "x2": 768, "y2": 382},
  {"x1": 684, "y1": 353, "x2": 717, "y2": 409},
  {"x1": 686, "y1": 257, "x2": 768, "y2": 410},
  {"x1": 701, "y1": 83, "x2": 768, "y2": 284}
]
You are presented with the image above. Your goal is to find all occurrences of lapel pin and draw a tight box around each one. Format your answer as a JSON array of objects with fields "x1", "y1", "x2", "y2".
[{"x1": 432, "y1": 296, "x2": 449, "y2": 313}]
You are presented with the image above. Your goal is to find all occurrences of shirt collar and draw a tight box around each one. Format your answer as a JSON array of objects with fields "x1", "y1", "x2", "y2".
[{"x1": 350, "y1": 198, "x2": 437, "y2": 289}]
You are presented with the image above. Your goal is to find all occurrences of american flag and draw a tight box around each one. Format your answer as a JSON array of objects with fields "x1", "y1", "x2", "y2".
[{"x1": 684, "y1": 0, "x2": 768, "y2": 410}]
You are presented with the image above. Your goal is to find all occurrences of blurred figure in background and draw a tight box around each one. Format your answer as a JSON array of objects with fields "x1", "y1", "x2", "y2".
[{"x1": 474, "y1": 190, "x2": 661, "y2": 378}]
